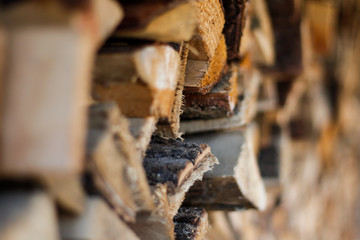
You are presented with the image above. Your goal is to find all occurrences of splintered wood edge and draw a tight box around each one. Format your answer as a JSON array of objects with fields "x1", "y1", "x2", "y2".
[
  {"x1": 156, "y1": 42, "x2": 189, "y2": 139},
  {"x1": 168, "y1": 150, "x2": 219, "y2": 217}
]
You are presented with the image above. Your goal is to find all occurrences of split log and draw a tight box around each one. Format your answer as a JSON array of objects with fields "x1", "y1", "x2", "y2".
[
  {"x1": 60, "y1": 197, "x2": 139, "y2": 240},
  {"x1": 221, "y1": 0, "x2": 248, "y2": 61},
  {"x1": 174, "y1": 207, "x2": 209, "y2": 240},
  {"x1": 205, "y1": 211, "x2": 238, "y2": 240},
  {"x1": 128, "y1": 117, "x2": 157, "y2": 157},
  {"x1": 93, "y1": 43, "x2": 180, "y2": 119},
  {"x1": 129, "y1": 184, "x2": 175, "y2": 240},
  {"x1": 180, "y1": 69, "x2": 261, "y2": 134},
  {"x1": 182, "y1": 65, "x2": 239, "y2": 119},
  {"x1": 87, "y1": 103, "x2": 154, "y2": 219},
  {"x1": 184, "y1": 128, "x2": 267, "y2": 210},
  {"x1": 184, "y1": 35, "x2": 227, "y2": 94},
  {"x1": 0, "y1": 190, "x2": 59, "y2": 240},
  {"x1": 156, "y1": 42, "x2": 189, "y2": 139},
  {"x1": 143, "y1": 136, "x2": 218, "y2": 217},
  {"x1": 115, "y1": 0, "x2": 197, "y2": 42},
  {"x1": 189, "y1": 0, "x2": 225, "y2": 60},
  {"x1": 0, "y1": 27, "x2": 93, "y2": 177}
]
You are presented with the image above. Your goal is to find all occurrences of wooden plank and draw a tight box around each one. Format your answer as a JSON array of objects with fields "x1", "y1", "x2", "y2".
[
  {"x1": 184, "y1": 35, "x2": 227, "y2": 94},
  {"x1": 174, "y1": 207, "x2": 209, "y2": 240},
  {"x1": 0, "y1": 190, "x2": 59, "y2": 240},
  {"x1": 180, "y1": 69, "x2": 261, "y2": 134},
  {"x1": 116, "y1": 0, "x2": 196, "y2": 42},
  {"x1": 93, "y1": 43, "x2": 180, "y2": 118},
  {"x1": 156, "y1": 42, "x2": 189, "y2": 139},
  {"x1": 129, "y1": 184, "x2": 175, "y2": 240},
  {"x1": 0, "y1": 27, "x2": 93, "y2": 177},
  {"x1": 60, "y1": 197, "x2": 139, "y2": 240},
  {"x1": 188, "y1": 0, "x2": 225, "y2": 61},
  {"x1": 184, "y1": 128, "x2": 267, "y2": 210},
  {"x1": 182, "y1": 65, "x2": 239, "y2": 119},
  {"x1": 143, "y1": 136, "x2": 218, "y2": 216}
]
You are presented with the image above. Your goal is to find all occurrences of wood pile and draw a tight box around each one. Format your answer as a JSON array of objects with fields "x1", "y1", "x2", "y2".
[{"x1": 1, "y1": 0, "x2": 359, "y2": 240}]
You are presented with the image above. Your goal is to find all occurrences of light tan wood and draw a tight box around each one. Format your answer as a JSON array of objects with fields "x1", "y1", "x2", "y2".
[
  {"x1": 189, "y1": 0, "x2": 225, "y2": 60},
  {"x1": 60, "y1": 197, "x2": 140, "y2": 240},
  {"x1": 116, "y1": 1, "x2": 196, "y2": 42},
  {"x1": 185, "y1": 35, "x2": 227, "y2": 94},
  {"x1": 41, "y1": 175, "x2": 86, "y2": 215},
  {"x1": 305, "y1": 1, "x2": 336, "y2": 56},
  {"x1": 185, "y1": 128, "x2": 267, "y2": 210},
  {"x1": 91, "y1": 0, "x2": 124, "y2": 45},
  {"x1": 156, "y1": 42, "x2": 189, "y2": 139},
  {"x1": 93, "y1": 44, "x2": 180, "y2": 118},
  {"x1": 0, "y1": 191, "x2": 59, "y2": 240},
  {"x1": 250, "y1": 0, "x2": 275, "y2": 65},
  {"x1": 87, "y1": 104, "x2": 154, "y2": 218},
  {"x1": 0, "y1": 27, "x2": 93, "y2": 177},
  {"x1": 129, "y1": 184, "x2": 175, "y2": 240}
]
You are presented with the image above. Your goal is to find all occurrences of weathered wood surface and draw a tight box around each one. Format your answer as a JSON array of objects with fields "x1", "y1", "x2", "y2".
[
  {"x1": 0, "y1": 190, "x2": 59, "y2": 240},
  {"x1": 116, "y1": 0, "x2": 196, "y2": 42},
  {"x1": 182, "y1": 66, "x2": 239, "y2": 119},
  {"x1": 184, "y1": 35, "x2": 227, "y2": 94},
  {"x1": 143, "y1": 136, "x2": 218, "y2": 216},
  {"x1": 189, "y1": 0, "x2": 225, "y2": 61},
  {"x1": 60, "y1": 197, "x2": 139, "y2": 240},
  {"x1": 174, "y1": 207, "x2": 209, "y2": 240},
  {"x1": 184, "y1": 128, "x2": 267, "y2": 210},
  {"x1": 0, "y1": 27, "x2": 93, "y2": 177},
  {"x1": 156, "y1": 42, "x2": 189, "y2": 139},
  {"x1": 93, "y1": 43, "x2": 180, "y2": 118},
  {"x1": 87, "y1": 104, "x2": 154, "y2": 216}
]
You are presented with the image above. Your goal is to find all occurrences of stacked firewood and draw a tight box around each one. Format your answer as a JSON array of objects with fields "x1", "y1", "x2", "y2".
[{"x1": 1, "y1": 0, "x2": 358, "y2": 240}]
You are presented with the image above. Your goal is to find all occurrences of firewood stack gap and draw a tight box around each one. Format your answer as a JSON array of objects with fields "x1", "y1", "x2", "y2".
[{"x1": 0, "y1": 0, "x2": 359, "y2": 240}]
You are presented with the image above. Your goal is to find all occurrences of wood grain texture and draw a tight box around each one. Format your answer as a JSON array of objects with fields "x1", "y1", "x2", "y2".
[
  {"x1": 128, "y1": 117, "x2": 157, "y2": 157},
  {"x1": 156, "y1": 42, "x2": 189, "y2": 139},
  {"x1": 116, "y1": 0, "x2": 196, "y2": 42},
  {"x1": 185, "y1": 35, "x2": 227, "y2": 94},
  {"x1": 87, "y1": 104, "x2": 154, "y2": 215},
  {"x1": 182, "y1": 65, "x2": 239, "y2": 119},
  {"x1": 60, "y1": 197, "x2": 140, "y2": 240},
  {"x1": 1, "y1": 27, "x2": 93, "y2": 177},
  {"x1": 93, "y1": 43, "x2": 180, "y2": 118},
  {"x1": 129, "y1": 184, "x2": 175, "y2": 240},
  {"x1": 0, "y1": 190, "x2": 59, "y2": 240},
  {"x1": 189, "y1": 0, "x2": 225, "y2": 60},
  {"x1": 184, "y1": 128, "x2": 267, "y2": 210}
]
